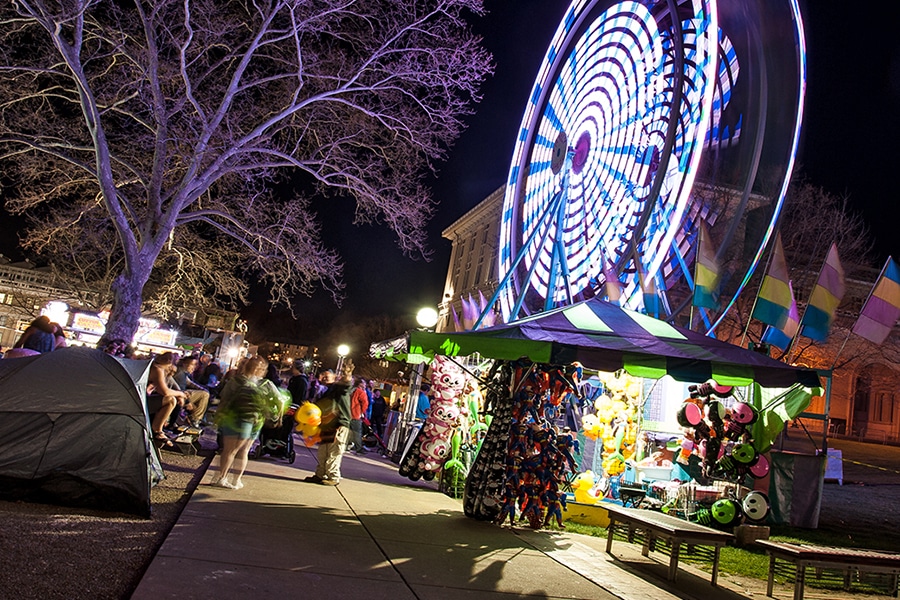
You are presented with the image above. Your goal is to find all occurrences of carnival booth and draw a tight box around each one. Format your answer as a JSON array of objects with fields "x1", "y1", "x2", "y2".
[{"x1": 371, "y1": 298, "x2": 825, "y2": 531}]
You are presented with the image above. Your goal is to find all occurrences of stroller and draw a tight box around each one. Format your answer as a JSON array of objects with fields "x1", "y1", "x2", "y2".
[
  {"x1": 252, "y1": 404, "x2": 298, "y2": 463},
  {"x1": 361, "y1": 416, "x2": 389, "y2": 456}
]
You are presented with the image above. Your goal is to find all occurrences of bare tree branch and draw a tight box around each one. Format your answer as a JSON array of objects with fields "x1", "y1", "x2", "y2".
[{"x1": 0, "y1": 0, "x2": 493, "y2": 341}]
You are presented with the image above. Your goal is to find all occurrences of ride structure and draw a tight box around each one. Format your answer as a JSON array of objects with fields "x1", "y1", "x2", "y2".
[{"x1": 482, "y1": 0, "x2": 807, "y2": 333}]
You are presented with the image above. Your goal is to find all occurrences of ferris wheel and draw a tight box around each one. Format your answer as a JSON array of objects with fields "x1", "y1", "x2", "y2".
[{"x1": 492, "y1": 0, "x2": 807, "y2": 328}]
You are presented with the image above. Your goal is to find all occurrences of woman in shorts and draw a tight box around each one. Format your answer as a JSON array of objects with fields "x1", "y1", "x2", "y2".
[{"x1": 211, "y1": 356, "x2": 279, "y2": 489}]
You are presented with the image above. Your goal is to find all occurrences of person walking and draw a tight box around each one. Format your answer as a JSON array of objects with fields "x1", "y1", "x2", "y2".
[
  {"x1": 370, "y1": 389, "x2": 387, "y2": 440},
  {"x1": 304, "y1": 361, "x2": 353, "y2": 486},
  {"x1": 348, "y1": 377, "x2": 369, "y2": 454},
  {"x1": 212, "y1": 356, "x2": 281, "y2": 490}
]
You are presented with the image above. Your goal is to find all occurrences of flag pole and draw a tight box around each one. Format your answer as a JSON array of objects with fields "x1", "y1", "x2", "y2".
[
  {"x1": 829, "y1": 256, "x2": 891, "y2": 369},
  {"x1": 740, "y1": 231, "x2": 779, "y2": 348},
  {"x1": 786, "y1": 245, "x2": 830, "y2": 363},
  {"x1": 827, "y1": 328, "x2": 854, "y2": 372}
]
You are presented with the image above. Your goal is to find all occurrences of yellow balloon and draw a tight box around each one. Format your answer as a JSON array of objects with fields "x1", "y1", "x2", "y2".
[
  {"x1": 295, "y1": 402, "x2": 322, "y2": 427},
  {"x1": 296, "y1": 421, "x2": 321, "y2": 438}
]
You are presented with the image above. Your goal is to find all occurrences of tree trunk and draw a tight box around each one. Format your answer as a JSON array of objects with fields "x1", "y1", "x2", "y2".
[{"x1": 102, "y1": 267, "x2": 152, "y2": 346}]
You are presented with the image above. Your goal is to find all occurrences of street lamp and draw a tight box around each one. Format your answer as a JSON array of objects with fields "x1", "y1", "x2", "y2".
[
  {"x1": 416, "y1": 307, "x2": 439, "y2": 329},
  {"x1": 336, "y1": 343, "x2": 350, "y2": 372},
  {"x1": 226, "y1": 346, "x2": 240, "y2": 371}
]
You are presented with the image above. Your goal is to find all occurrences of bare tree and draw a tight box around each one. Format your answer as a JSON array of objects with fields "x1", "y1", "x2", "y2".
[{"x1": 0, "y1": 0, "x2": 492, "y2": 341}]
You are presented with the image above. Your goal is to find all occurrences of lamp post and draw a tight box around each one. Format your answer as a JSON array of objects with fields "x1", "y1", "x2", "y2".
[
  {"x1": 336, "y1": 343, "x2": 350, "y2": 372},
  {"x1": 391, "y1": 307, "x2": 439, "y2": 461}
]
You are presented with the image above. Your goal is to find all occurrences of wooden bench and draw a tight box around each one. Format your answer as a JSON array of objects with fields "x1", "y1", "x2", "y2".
[
  {"x1": 604, "y1": 504, "x2": 733, "y2": 585},
  {"x1": 757, "y1": 540, "x2": 900, "y2": 600}
]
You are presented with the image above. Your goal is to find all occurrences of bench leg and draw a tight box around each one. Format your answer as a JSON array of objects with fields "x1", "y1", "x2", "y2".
[
  {"x1": 606, "y1": 521, "x2": 616, "y2": 554},
  {"x1": 711, "y1": 545, "x2": 720, "y2": 587},
  {"x1": 794, "y1": 563, "x2": 806, "y2": 600},
  {"x1": 767, "y1": 555, "x2": 776, "y2": 597},
  {"x1": 668, "y1": 543, "x2": 681, "y2": 582}
]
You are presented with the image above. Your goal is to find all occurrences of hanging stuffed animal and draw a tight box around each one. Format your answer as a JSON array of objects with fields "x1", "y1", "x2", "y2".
[{"x1": 399, "y1": 355, "x2": 471, "y2": 481}]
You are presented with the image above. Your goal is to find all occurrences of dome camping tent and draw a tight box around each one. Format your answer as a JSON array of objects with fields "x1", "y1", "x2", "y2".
[{"x1": 0, "y1": 347, "x2": 163, "y2": 516}]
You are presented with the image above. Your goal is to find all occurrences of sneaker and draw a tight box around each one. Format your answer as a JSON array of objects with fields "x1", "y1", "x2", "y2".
[
  {"x1": 211, "y1": 478, "x2": 236, "y2": 489},
  {"x1": 321, "y1": 479, "x2": 340, "y2": 486},
  {"x1": 232, "y1": 479, "x2": 244, "y2": 490},
  {"x1": 303, "y1": 475, "x2": 324, "y2": 484}
]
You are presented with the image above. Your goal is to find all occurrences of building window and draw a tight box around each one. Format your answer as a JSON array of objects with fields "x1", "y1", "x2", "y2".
[{"x1": 872, "y1": 392, "x2": 894, "y2": 424}]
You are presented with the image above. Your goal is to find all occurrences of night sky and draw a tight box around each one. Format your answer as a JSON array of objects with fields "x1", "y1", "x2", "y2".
[
  {"x1": 4, "y1": 1, "x2": 900, "y2": 339},
  {"x1": 306, "y1": 0, "x2": 900, "y2": 330}
]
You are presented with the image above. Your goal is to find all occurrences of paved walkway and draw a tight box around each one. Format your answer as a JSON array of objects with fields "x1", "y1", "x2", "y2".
[{"x1": 132, "y1": 445, "x2": 801, "y2": 600}]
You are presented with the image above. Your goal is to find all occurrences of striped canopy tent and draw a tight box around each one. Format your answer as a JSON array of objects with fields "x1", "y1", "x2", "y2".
[{"x1": 372, "y1": 298, "x2": 821, "y2": 389}]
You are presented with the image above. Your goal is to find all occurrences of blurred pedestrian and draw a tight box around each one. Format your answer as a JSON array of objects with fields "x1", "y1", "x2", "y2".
[{"x1": 212, "y1": 356, "x2": 281, "y2": 490}]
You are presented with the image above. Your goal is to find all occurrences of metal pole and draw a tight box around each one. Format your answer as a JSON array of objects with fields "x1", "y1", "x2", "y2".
[{"x1": 392, "y1": 361, "x2": 424, "y2": 461}]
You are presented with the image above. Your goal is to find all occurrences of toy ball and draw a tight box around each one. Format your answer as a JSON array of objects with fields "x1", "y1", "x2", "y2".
[
  {"x1": 676, "y1": 401, "x2": 703, "y2": 427},
  {"x1": 731, "y1": 402, "x2": 757, "y2": 425},
  {"x1": 295, "y1": 402, "x2": 322, "y2": 426},
  {"x1": 749, "y1": 453, "x2": 770, "y2": 479},
  {"x1": 731, "y1": 442, "x2": 757, "y2": 464},
  {"x1": 711, "y1": 498, "x2": 741, "y2": 526},
  {"x1": 741, "y1": 491, "x2": 770, "y2": 522}
]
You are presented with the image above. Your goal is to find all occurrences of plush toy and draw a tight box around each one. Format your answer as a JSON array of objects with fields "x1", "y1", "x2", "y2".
[
  {"x1": 400, "y1": 355, "x2": 472, "y2": 481},
  {"x1": 572, "y1": 471, "x2": 601, "y2": 504}
]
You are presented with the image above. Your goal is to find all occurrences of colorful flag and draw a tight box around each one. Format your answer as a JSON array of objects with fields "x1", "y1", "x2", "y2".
[
  {"x1": 762, "y1": 281, "x2": 800, "y2": 351},
  {"x1": 603, "y1": 258, "x2": 623, "y2": 305},
  {"x1": 693, "y1": 221, "x2": 720, "y2": 309},
  {"x1": 450, "y1": 303, "x2": 462, "y2": 332},
  {"x1": 752, "y1": 233, "x2": 793, "y2": 327},
  {"x1": 477, "y1": 289, "x2": 497, "y2": 328},
  {"x1": 461, "y1": 294, "x2": 477, "y2": 330},
  {"x1": 852, "y1": 256, "x2": 900, "y2": 344},
  {"x1": 799, "y1": 243, "x2": 846, "y2": 341}
]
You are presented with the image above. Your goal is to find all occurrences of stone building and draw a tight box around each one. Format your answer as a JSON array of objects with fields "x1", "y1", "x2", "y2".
[{"x1": 0, "y1": 255, "x2": 238, "y2": 353}]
